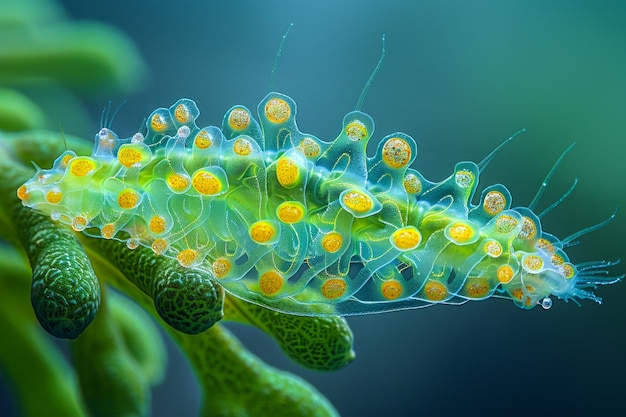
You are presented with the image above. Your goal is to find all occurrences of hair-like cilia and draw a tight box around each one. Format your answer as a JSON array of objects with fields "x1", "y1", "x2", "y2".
[{"x1": 18, "y1": 92, "x2": 622, "y2": 318}]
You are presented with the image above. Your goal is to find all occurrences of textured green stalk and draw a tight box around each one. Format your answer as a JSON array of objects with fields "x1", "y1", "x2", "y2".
[
  {"x1": 224, "y1": 296, "x2": 355, "y2": 371},
  {"x1": 175, "y1": 325, "x2": 340, "y2": 417}
]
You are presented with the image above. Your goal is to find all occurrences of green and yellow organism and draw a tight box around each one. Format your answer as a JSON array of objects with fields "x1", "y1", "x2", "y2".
[{"x1": 17, "y1": 92, "x2": 623, "y2": 321}]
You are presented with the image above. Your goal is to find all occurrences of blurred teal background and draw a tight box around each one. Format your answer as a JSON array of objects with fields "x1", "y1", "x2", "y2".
[{"x1": 2, "y1": 0, "x2": 625, "y2": 416}]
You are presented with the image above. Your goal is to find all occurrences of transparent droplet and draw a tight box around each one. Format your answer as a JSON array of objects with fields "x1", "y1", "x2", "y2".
[
  {"x1": 541, "y1": 297, "x2": 553, "y2": 310},
  {"x1": 131, "y1": 132, "x2": 145, "y2": 143},
  {"x1": 177, "y1": 125, "x2": 190, "y2": 139},
  {"x1": 127, "y1": 237, "x2": 140, "y2": 250}
]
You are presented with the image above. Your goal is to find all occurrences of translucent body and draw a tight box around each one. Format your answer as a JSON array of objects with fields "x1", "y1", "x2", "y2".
[{"x1": 18, "y1": 93, "x2": 619, "y2": 315}]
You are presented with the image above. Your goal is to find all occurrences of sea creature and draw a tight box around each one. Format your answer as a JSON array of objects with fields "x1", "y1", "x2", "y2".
[{"x1": 17, "y1": 92, "x2": 623, "y2": 318}]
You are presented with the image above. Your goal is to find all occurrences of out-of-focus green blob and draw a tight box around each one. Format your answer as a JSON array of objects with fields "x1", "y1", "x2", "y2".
[
  {"x1": 225, "y1": 296, "x2": 355, "y2": 371},
  {"x1": 0, "y1": 0, "x2": 65, "y2": 26},
  {"x1": 0, "y1": 21, "x2": 146, "y2": 93},
  {"x1": 0, "y1": 88, "x2": 45, "y2": 131},
  {"x1": 0, "y1": 0, "x2": 147, "y2": 132},
  {"x1": 72, "y1": 289, "x2": 151, "y2": 417},
  {"x1": 109, "y1": 291, "x2": 168, "y2": 385},
  {"x1": 0, "y1": 0, "x2": 146, "y2": 94},
  {"x1": 0, "y1": 246, "x2": 87, "y2": 417},
  {"x1": 0, "y1": 129, "x2": 92, "y2": 169}
]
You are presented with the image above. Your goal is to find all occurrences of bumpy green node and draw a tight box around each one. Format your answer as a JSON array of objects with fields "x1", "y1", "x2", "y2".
[
  {"x1": 16, "y1": 194, "x2": 100, "y2": 339},
  {"x1": 87, "y1": 237, "x2": 225, "y2": 335}
]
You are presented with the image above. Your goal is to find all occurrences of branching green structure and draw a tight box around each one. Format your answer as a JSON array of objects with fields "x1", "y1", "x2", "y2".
[{"x1": 0, "y1": 129, "x2": 354, "y2": 416}]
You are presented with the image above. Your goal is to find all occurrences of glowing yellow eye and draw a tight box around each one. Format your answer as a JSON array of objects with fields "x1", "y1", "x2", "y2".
[
  {"x1": 276, "y1": 156, "x2": 299, "y2": 188},
  {"x1": 149, "y1": 215, "x2": 167, "y2": 234},
  {"x1": 522, "y1": 255, "x2": 543, "y2": 272},
  {"x1": 561, "y1": 263, "x2": 575, "y2": 279},
  {"x1": 194, "y1": 130, "x2": 212, "y2": 149},
  {"x1": 17, "y1": 185, "x2": 28, "y2": 201},
  {"x1": 423, "y1": 281, "x2": 448, "y2": 301},
  {"x1": 177, "y1": 249, "x2": 197, "y2": 267},
  {"x1": 382, "y1": 137, "x2": 411, "y2": 168},
  {"x1": 465, "y1": 279, "x2": 490, "y2": 298},
  {"x1": 455, "y1": 170, "x2": 474, "y2": 188},
  {"x1": 150, "y1": 112, "x2": 169, "y2": 131},
  {"x1": 249, "y1": 221, "x2": 277, "y2": 244},
  {"x1": 259, "y1": 270, "x2": 284, "y2": 295},
  {"x1": 390, "y1": 226, "x2": 422, "y2": 251},
  {"x1": 212, "y1": 258, "x2": 232, "y2": 278},
  {"x1": 276, "y1": 202, "x2": 305, "y2": 223},
  {"x1": 118, "y1": 189, "x2": 140, "y2": 209},
  {"x1": 233, "y1": 138, "x2": 252, "y2": 155},
  {"x1": 118, "y1": 147, "x2": 143, "y2": 168},
  {"x1": 345, "y1": 120, "x2": 368, "y2": 141},
  {"x1": 61, "y1": 154, "x2": 74, "y2": 168},
  {"x1": 167, "y1": 173, "x2": 190, "y2": 192},
  {"x1": 228, "y1": 108, "x2": 250, "y2": 130},
  {"x1": 70, "y1": 158, "x2": 96, "y2": 177},
  {"x1": 445, "y1": 222, "x2": 476, "y2": 244},
  {"x1": 299, "y1": 137, "x2": 320, "y2": 157},
  {"x1": 71, "y1": 215, "x2": 88, "y2": 232},
  {"x1": 101, "y1": 223, "x2": 115, "y2": 239},
  {"x1": 192, "y1": 170, "x2": 222, "y2": 195},
  {"x1": 381, "y1": 280, "x2": 403, "y2": 300},
  {"x1": 321, "y1": 278, "x2": 347, "y2": 299},
  {"x1": 174, "y1": 103, "x2": 190, "y2": 123},
  {"x1": 152, "y1": 238, "x2": 168, "y2": 255},
  {"x1": 403, "y1": 173, "x2": 422, "y2": 194},
  {"x1": 483, "y1": 191, "x2": 506, "y2": 215},
  {"x1": 519, "y1": 216, "x2": 537, "y2": 240},
  {"x1": 484, "y1": 240, "x2": 503, "y2": 257},
  {"x1": 536, "y1": 238, "x2": 555, "y2": 254},
  {"x1": 342, "y1": 190, "x2": 372, "y2": 213},
  {"x1": 495, "y1": 214, "x2": 519, "y2": 234},
  {"x1": 45, "y1": 190, "x2": 62, "y2": 204},
  {"x1": 497, "y1": 265, "x2": 515, "y2": 283},
  {"x1": 264, "y1": 98, "x2": 291, "y2": 124},
  {"x1": 321, "y1": 232, "x2": 343, "y2": 253}
]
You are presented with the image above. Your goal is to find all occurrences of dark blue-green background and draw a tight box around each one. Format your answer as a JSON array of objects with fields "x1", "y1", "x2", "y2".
[{"x1": 10, "y1": 0, "x2": 626, "y2": 416}]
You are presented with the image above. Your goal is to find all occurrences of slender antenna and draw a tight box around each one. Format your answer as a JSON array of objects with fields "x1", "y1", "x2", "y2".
[
  {"x1": 107, "y1": 100, "x2": 127, "y2": 129},
  {"x1": 537, "y1": 178, "x2": 578, "y2": 219},
  {"x1": 58, "y1": 123, "x2": 68, "y2": 151},
  {"x1": 528, "y1": 143, "x2": 576, "y2": 210},
  {"x1": 477, "y1": 128, "x2": 526, "y2": 172},
  {"x1": 561, "y1": 207, "x2": 619, "y2": 247},
  {"x1": 270, "y1": 23, "x2": 294, "y2": 92},
  {"x1": 100, "y1": 101, "x2": 111, "y2": 129},
  {"x1": 355, "y1": 34, "x2": 386, "y2": 112}
]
